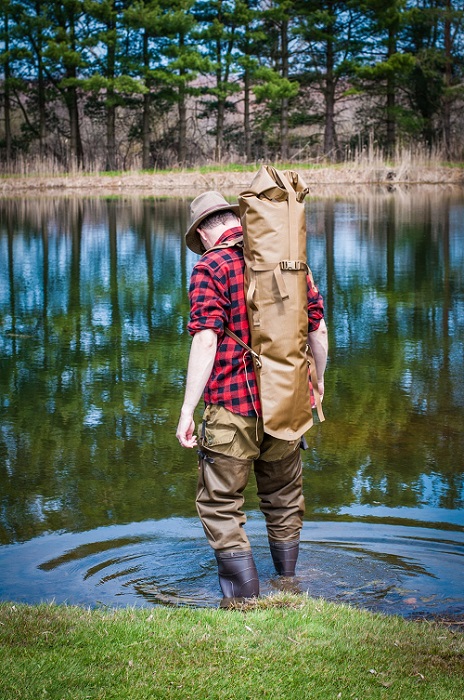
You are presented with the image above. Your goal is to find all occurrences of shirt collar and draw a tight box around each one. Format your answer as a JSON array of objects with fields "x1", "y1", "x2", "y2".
[{"x1": 216, "y1": 225, "x2": 243, "y2": 246}]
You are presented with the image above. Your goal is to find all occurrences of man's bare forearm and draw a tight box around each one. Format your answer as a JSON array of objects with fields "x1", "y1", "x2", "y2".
[
  {"x1": 181, "y1": 329, "x2": 217, "y2": 413},
  {"x1": 176, "y1": 329, "x2": 217, "y2": 447}
]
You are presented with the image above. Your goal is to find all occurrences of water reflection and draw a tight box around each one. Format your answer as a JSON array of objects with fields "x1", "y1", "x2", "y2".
[
  {"x1": 305, "y1": 192, "x2": 464, "y2": 518},
  {"x1": 0, "y1": 193, "x2": 463, "y2": 613},
  {"x1": 0, "y1": 198, "x2": 198, "y2": 544}
]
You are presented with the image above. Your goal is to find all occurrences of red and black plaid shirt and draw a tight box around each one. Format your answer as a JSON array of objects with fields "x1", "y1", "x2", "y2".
[{"x1": 187, "y1": 226, "x2": 324, "y2": 417}]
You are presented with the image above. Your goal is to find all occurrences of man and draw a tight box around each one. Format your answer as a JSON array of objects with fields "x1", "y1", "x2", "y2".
[{"x1": 176, "y1": 190, "x2": 328, "y2": 605}]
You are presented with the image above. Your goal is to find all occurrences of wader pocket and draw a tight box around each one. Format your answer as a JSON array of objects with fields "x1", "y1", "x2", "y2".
[
  {"x1": 200, "y1": 405, "x2": 259, "y2": 460},
  {"x1": 203, "y1": 423, "x2": 237, "y2": 451}
]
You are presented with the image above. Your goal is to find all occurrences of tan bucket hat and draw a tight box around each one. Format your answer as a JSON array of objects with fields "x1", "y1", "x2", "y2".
[{"x1": 185, "y1": 191, "x2": 240, "y2": 254}]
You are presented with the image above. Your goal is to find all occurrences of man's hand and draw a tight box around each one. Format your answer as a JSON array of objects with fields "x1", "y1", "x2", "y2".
[
  {"x1": 308, "y1": 320, "x2": 328, "y2": 392},
  {"x1": 176, "y1": 410, "x2": 198, "y2": 448}
]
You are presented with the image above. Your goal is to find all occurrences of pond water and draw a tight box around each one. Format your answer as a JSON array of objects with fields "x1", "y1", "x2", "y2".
[{"x1": 0, "y1": 191, "x2": 463, "y2": 618}]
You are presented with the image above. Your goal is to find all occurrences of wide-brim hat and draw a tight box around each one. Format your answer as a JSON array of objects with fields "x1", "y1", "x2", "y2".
[{"x1": 185, "y1": 190, "x2": 240, "y2": 254}]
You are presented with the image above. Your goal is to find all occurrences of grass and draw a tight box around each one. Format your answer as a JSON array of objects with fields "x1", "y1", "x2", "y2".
[
  {"x1": 0, "y1": 161, "x2": 328, "y2": 179},
  {"x1": 1, "y1": 594, "x2": 463, "y2": 700},
  {"x1": 1, "y1": 144, "x2": 463, "y2": 180}
]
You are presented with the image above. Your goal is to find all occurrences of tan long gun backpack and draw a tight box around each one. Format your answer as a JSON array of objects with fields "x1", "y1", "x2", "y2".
[{"x1": 225, "y1": 164, "x2": 325, "y2": 440}]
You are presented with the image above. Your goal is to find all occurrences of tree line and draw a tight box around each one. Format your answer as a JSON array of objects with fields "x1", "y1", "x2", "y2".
[{"x1": 0, "y1": 0, "x2": 463, "y2": 172}]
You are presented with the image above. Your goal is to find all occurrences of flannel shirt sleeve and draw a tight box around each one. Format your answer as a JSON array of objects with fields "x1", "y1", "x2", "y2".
[
  {"x1": 187, "y1": 261, "x2": 230, "y2": 336},
  {"x1": 307, "y1": 274, "x2": 325, "y2": 332}
]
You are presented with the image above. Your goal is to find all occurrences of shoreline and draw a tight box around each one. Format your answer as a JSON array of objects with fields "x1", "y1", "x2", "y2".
[{"x1": 1, "y1": 163, "x2": 463, "y2": 197}]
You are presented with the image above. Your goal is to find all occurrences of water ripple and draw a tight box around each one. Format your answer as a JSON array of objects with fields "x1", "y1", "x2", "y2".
[{"x1": 0, "y1": 516, "x2": 463, "y2": 619}]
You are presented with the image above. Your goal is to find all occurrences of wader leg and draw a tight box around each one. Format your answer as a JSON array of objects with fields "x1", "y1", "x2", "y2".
[
  {"x1": 254, "y1": 448, "x2": 304, "y2": 575},
  {"x1": 195, "y1": 447, "x2": 253, "y2": 552}
]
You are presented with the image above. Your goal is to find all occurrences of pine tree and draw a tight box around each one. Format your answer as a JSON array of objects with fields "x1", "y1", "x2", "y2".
[
  {"x1": 251, "y1": 0, "x2": 300, "y2": 160},
  {"x1": 45, "y1": 0, "x2": 87, "y2": 167},
  {"x1": 441, "y1": 0, "x2": 463, "y2": 157},
  {"x1": 234, "y1": 0, "x2": 264, "y2": 161},
  {"x1": 194, "y1": 0, "x2": 242, "y2": 161},
  {"x1": 126, "y1": 0, "x2": 206, "y2": 166},
  {"x1": 158, "y1": 0, "x2": 206, "y2": 165},
  {"x1": 355, "y1": 0, "x2": 414, "y2": 154},
  {"x1": 84, "y1": 0, "x2": 146, "y2": 170},
  {"x1": 294, "y1": 0, "x2": 364, "y2": 160},
  {"x1": 10, "y1": 0, "x2": 51, "y2": 157},
  {"x1": 124, "y1": 0, "x2": 164, "y2": 168}
]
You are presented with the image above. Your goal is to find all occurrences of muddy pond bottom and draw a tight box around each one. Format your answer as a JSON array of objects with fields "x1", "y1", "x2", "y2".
[{"x1": 1, "y1": 515, "x2": 463, "y2": 620}]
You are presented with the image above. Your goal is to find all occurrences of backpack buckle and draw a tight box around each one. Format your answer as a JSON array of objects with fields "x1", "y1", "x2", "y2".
[
  {"x1": 252, "y1": 351, "x2": 262, "y2": 369},
  {"x1": 280, "y1": 260, "x2": 303, "y2": 271}
]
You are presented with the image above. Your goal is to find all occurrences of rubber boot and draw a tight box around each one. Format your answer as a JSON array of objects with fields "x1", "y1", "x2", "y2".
[
  {"x1": 215, "y1": 550, "x2": 259, "y2": 606},
  {"x1": 269, "y1": 538, "x2": 299, "y2": 577}
]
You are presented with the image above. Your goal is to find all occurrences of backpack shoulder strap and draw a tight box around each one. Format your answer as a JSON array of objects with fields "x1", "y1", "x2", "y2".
[
  {"x1": 201, "y1": 235, "x2": 260, "y2": 365},
  {"x1": 224, "y1": 328, "x2": 262, "y2": 368}
]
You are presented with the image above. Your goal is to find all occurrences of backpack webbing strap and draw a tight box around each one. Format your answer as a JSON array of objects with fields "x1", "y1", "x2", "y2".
[
  {"x1": 247, "y1": 261, "x2": 310, "y2": 326},
  {"x1": 225, "y1": 328, "x2": 325, "y2": 424},
  {"x1": 224, "y1": 328, "x2": 262, "y2": 368}
]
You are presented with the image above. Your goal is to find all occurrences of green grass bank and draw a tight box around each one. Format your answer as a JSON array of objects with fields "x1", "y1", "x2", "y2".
[{"x1": 1, "y1": 595, "x2": 463, "y2": 700}]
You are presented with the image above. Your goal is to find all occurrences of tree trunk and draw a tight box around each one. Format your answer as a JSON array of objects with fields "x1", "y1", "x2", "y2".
[
  {"x1": 443, "y1": 0, "x2": 452, "y2": 158},
  {"x1": 67, "y1": 12, "x2": 83, "y2": 168},
  {"x1": 215, "y1": 38, "x2": 224, "y2": 162},
  {"x1": 243, "y1": 0, "x2": 252, "y2": 162},
  {"x1": 35, "y1": 1, "x2": 46, "y2": 156},
  {"x1": 67, "y1": 82, "x2": 83, "y2": 168},
  {"x1": 106, "y1": 99, "x2": 116, "y2": 171},
  {"x1": 3, "y1": 10, "x2": 12, "y2": 165},
  {"x1": 142, "y1": 30, "x2": 151, "y2": 169},
  {"x1": 106, "y1": 14, "x2": 117, "y2": 171},
  {"x1": 48, "y1": 1, "x2": 83, "y2": 167},
  {"x1": 37, "y1": 58, "x2": 46, "y2": 156},
  {"x1": 178, "y1": 32, "x2": 187, "y2": 166},
  {"x1": 385, "y1": 23, "x2": 396, "y2": 155},
  {"x1": 178, "y1": 80, "x2": 187, "y2": 166},
  {"x1": 323, "y1": 27, "x2": 336, "y2": 160},
  {"x1": 244, "y1": 63, "x2": 251, "y2": 161},
  {"x1": 280, "y1": 18, "x2": 289, "y2": 161},
  {"x1": 215, "y1": 106, "x2": 224, "y2": 162},
  {"x1": 142, "y1": 91, "x2": 151, "y2": 169}
]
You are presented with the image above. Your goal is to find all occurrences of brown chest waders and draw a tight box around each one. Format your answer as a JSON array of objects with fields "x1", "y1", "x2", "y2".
[{"x1": 196, "y1": 434, "x2": 304, "y2": 598}]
